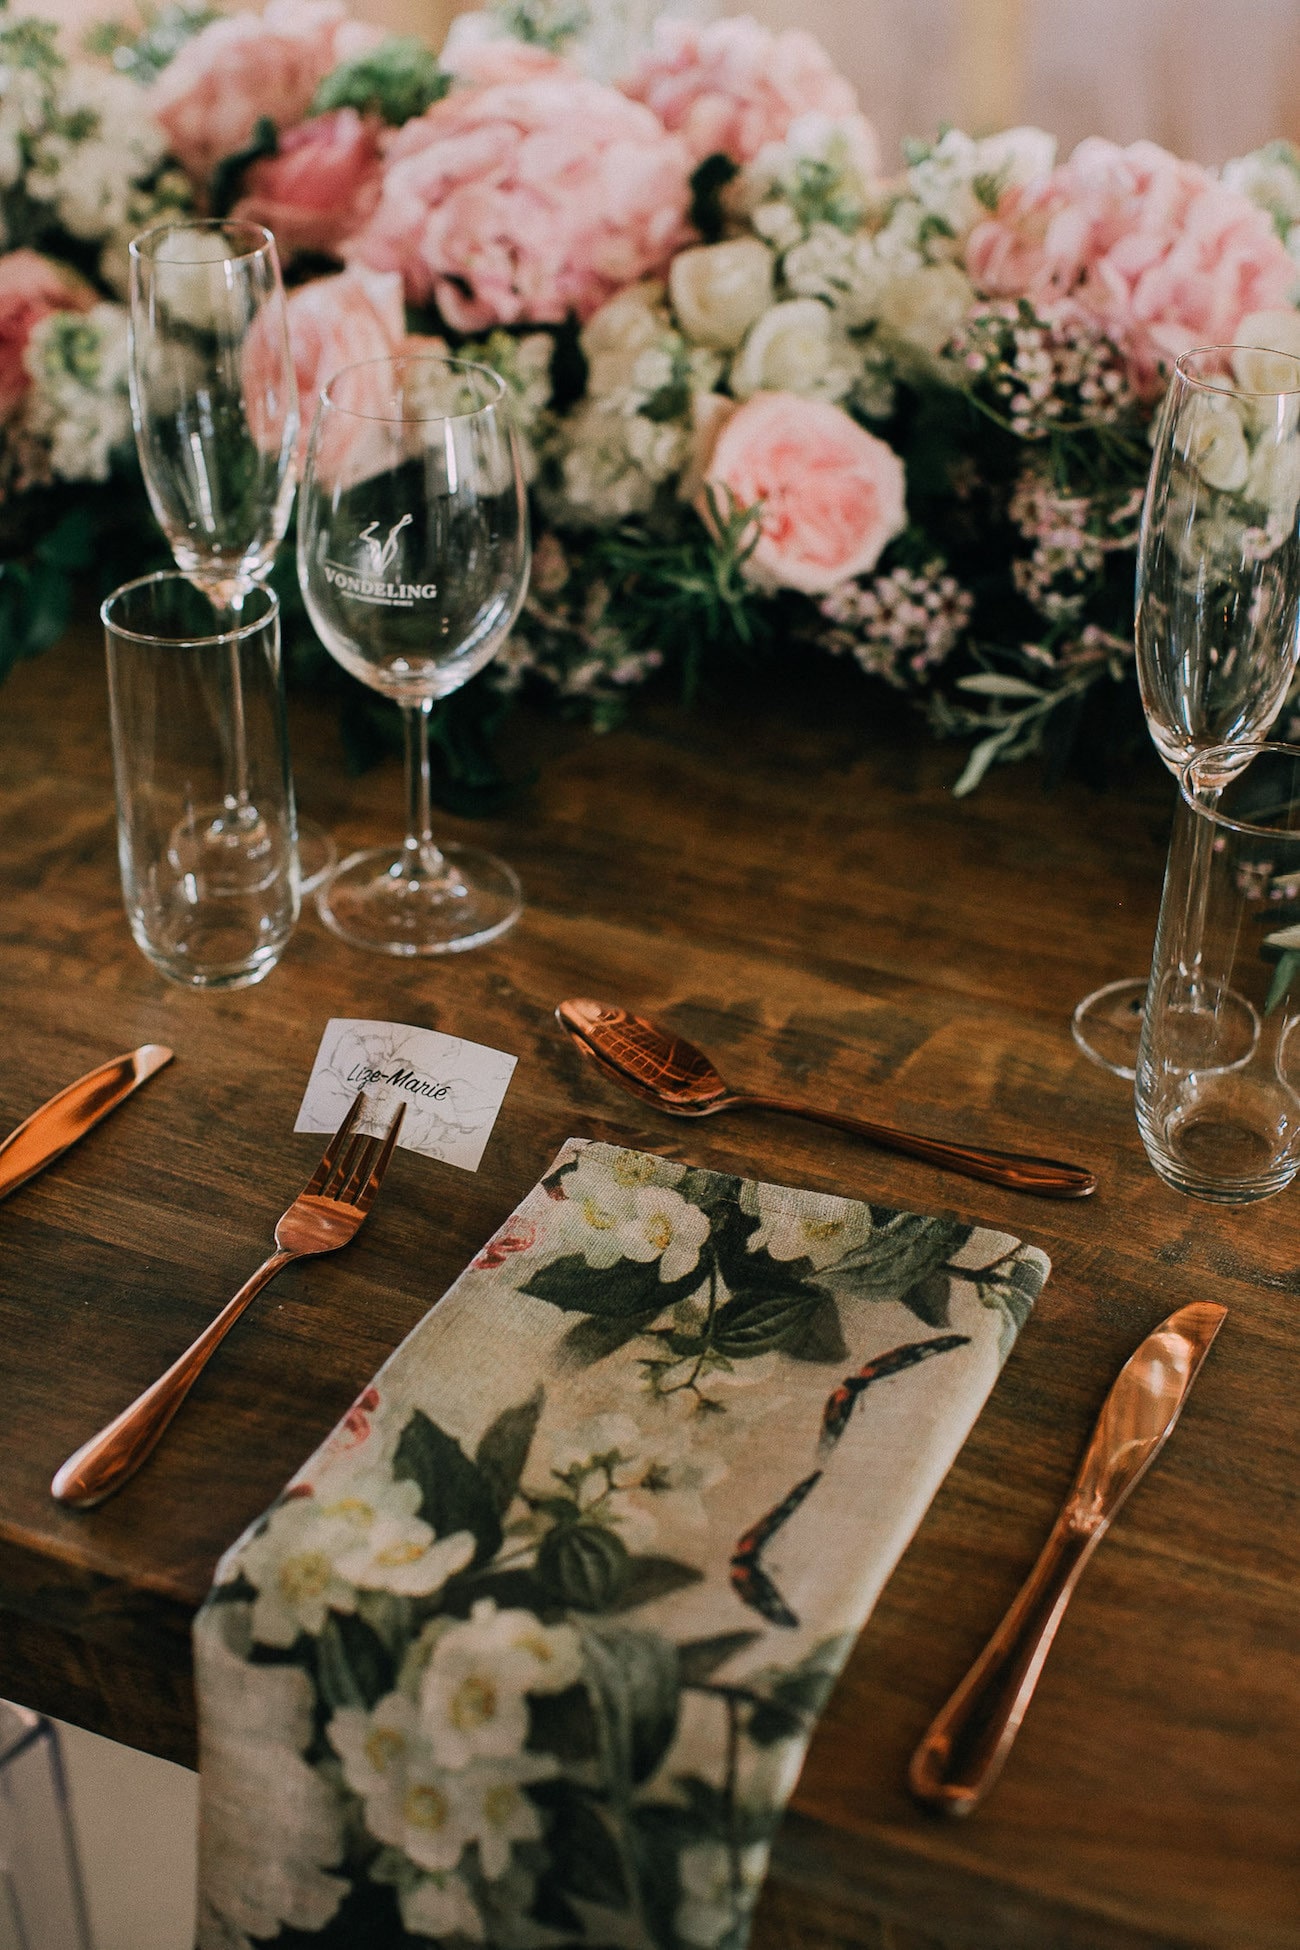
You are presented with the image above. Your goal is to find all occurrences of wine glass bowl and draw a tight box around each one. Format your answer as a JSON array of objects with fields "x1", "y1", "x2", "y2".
[{"x1": 299, "y1": 355, "x2": 530, "y2": 956}]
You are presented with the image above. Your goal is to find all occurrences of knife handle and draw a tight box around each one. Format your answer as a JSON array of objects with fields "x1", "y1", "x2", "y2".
[{"x1": 907, "y1": 1508, "x2": 1105, "y2": 1814}]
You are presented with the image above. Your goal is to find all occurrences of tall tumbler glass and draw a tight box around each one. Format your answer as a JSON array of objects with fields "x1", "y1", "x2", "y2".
[
  {"x1": 103, "y1": 573, "x2": 299, "y2": 988},
  {"x1": 1136, "y1": 741, "x2": 1300, "y2": 1202}
]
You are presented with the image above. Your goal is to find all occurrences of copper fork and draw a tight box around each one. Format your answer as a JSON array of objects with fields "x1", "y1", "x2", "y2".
[{"x1": 51, "y1": 1093, "x2": 405, "y2": 1509}]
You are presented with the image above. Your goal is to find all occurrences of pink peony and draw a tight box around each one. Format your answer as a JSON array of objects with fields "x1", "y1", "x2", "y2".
[
  {"x1": 344, "y1": 67, "x2": 692, "y2": 329},
  {"x1": 620, "y1": 13, "x2": 877, "y2": 169},
  {"x1": 440, "y1": 24, "x2": 570, "y2": 87},
  {"x1": 243, "y1": 263, "x2": 409, "y2": 464},
  {"x1": 232, "y1": 107, "x2": 383, "y2": 257},
  {"x1": 0, "y1": 250, "x2": 96, "y2": 421},
  {"x1": 149, "y1": 0, "x2": 382, "y2": 185},
  {"x1": 966, "y1": 138, "x2": 1299, "y2": 398},
  {"x1": 701, "y1": 391, "x2": 907, "y2": 595}
]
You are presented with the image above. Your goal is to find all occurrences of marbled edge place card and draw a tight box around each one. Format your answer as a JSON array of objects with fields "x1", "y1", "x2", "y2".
[{"x1": 295, "y1": 1019, "x2": 517, "y2": 1172}]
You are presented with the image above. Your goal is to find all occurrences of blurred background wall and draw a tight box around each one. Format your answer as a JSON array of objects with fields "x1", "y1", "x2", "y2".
[{"x1": 32, "y1": 0, "x2": 1300, "y2": 168}]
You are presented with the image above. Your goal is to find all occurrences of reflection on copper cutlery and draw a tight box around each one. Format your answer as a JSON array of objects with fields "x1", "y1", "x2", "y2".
[
  {"x1": 0, "y1": 1044, "x2": 173, "y2": 1202},
  {"x1": 51, "y1": 1092, "x2": 404, "y2": 1509},
  {"x1": 908, "y1": 1300, "x2": 1226, "y2": 1816},
  {"x1": 557, "y1": 999, "x2": 1096, "y2": 1199}
]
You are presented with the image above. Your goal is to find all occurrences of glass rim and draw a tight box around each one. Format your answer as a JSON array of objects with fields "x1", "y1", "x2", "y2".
[
  {"x1": 101, "y1": 571, "x2": 279, "y2": 649},
  {"x1": 1174, "y1": 344, "x2": 1300, "y2": 400},
  {"x1": 319, "y1": 353, "x2": 508, "y2": 425},
  {"x1": 128, "y1": 217, "x2": 277, "y2": 266},
  {"x1": 1181, "y1": 740, "x2": 1300, "y2": 835}
]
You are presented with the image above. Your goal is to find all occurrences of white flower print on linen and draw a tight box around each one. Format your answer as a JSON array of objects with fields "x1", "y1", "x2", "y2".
[
  {"x1": 240, "y1": 1496, "x2": 364, "y2": 1648},
  {"x1": 740, "y1": 1179, "x2": 874, "y2": 1272},
  {"x1": 551, "y1": 1147, "x2": 695, "y2": 1271},
  {"x1": 419, "y1": 1599, "x2": 582, "y2": 1770},
  {"x1": 400, "y1": 1868, "x2": 486, "y2": 1939},
  {"x1": 615, "y1": 1182, "x2": 710, "y2": 1283},
  {"x1": 196, "y1": 1615, "x2": 347, "y2": 1949},
  {"x1": 546, "y1": 1408, "x2": 726, "y2": 1545},
  {"x1": 330, "y1": 1689, "x2": 554, "y2": 1882},
  {"x1": 675, "y1": 1839, "x2": 770, "y2": 1949}
]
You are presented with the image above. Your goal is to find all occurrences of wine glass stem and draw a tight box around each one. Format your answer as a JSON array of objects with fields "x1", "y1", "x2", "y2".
[{"x1": 402, "y1": 698, "x2": 446, "y2": 879}]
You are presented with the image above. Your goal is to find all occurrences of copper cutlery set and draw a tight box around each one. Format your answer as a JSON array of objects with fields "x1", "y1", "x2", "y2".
[{"x1": 5, "y1": 1010, "x2": 1221, "y2": 1815}]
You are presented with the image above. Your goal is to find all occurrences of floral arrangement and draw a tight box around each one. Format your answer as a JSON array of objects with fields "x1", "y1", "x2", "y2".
[{"x1": 6, "y1": 0, "x2": 1300, "y2": 788}]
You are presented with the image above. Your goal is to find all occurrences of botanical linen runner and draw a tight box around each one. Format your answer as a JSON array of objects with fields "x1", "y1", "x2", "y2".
[{"x1": 195, "y1": 1140, "x2": 1050, "y2": 1950}]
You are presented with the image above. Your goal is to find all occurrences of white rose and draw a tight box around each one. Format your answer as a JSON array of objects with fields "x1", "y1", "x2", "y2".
[
  {"x1": 1233, "y1": 309, "x2": 1300, "y2": 395},
  {"x1": 1184, "y1": 396, "x2": 1250, "y2": 492},
  {"x1": 581, "y1": 281, "x2": 667, "y2": 393},
  {"x1": 973, "y1": 125, "x2": 1056, "y2": 192},
  {"x1": 877, "y1": 262, "x2": 973, "y2": 360},
  {"x1": 669, "y1": 238, "x2": 774, "y2": 351},
  {"x1": 731, "y1": 298, "x2": 847, "y2": 400}
]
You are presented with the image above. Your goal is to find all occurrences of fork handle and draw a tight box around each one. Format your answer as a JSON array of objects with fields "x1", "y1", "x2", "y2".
[
  {"x1": 50, "y1": 1249, "x2": 295, "y2": 1508},
  {"x1": 735, "y1": 1095, "x2": 1096, "y2": 1199}
]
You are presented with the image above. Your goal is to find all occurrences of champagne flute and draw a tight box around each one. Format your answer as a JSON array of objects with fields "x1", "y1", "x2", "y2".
[
  {"x1": 1072, "y1": 343, "x2": 1300, "y2": 1077},
  {"x1": 298, "y1": 354, "x2": 529, "y2": 955},
  {"x1": 127, "y1": 218, "x2": 335, "y2": 891}
]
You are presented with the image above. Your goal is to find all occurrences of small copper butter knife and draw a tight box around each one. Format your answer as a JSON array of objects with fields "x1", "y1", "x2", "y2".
[
  {"x1": 0, "y1": 1045, "x2": 173, "y2": 1202},
  {"x1": 908, "y1": 1300, "x2": 1226, "y2": 1816}
]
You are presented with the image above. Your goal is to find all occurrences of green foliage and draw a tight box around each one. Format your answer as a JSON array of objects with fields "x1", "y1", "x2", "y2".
[
  {"x1": 312, "y1": 37, "x2": 450, "y2": 126},
  {"x1": 474, "y1": 1387, "x2": 544, "y2": 1516},
  {"x1": 490, "y1": 0, "x2": 590, "y2": 51},
  {"x1": 689, "y1": 152, "x2": 740, "y2": 243},
  {"x1": 392, "y1": 1408, "x2": 503, "y2": 1566},
  {"x1": 538, "y1": 1524, "x2": 631, "y2": 1610},
  {"x1": 209, "y1": 115, "x2": 277, "y2": 212},
  {"x1": 85, "y1": 1, "x2": 219, "y2": 81}
]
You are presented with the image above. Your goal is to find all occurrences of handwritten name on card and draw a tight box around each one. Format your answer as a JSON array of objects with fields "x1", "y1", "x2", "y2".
[{"x1": 296, "y1": 1019, "x2": 516, "y2": 1172}]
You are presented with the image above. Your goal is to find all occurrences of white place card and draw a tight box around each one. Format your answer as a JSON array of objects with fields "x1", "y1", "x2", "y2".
[{"x1": 295, "y1": 1019, "x2": 517, "y2": 1172}]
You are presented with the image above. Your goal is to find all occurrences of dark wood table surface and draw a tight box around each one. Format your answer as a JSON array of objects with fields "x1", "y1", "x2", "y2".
[{"x1": 1, "y1": 619, "x2": 1297, "y2": 1950}]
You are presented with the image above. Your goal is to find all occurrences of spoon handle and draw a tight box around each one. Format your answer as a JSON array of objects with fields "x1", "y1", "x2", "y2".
[{"x1": 735, "y1": 1095, "x2": 1096, "y2": 1198}]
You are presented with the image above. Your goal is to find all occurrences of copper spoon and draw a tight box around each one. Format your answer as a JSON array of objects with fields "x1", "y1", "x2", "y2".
[{"x1": 556, "y1": 999, "x2": 1096, "y2": 1199}]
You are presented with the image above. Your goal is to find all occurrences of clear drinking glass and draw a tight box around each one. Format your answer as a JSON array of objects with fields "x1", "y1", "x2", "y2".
[
  {"x1": 1137, "y1": 742, "x2": 1300, "y2": 1201},
  {"x1": 1073, "y1": 344, "x2": 1300, "y2": 1076},
  {"x1": 127, "y1": 218, "x2": 335, "y2": 892},
  {"x1": 103, "y1": 573, "x2": 299, "y2": 988},
  {"x1": 298, "y1": 354, "x2": 530, "y2": 955}
]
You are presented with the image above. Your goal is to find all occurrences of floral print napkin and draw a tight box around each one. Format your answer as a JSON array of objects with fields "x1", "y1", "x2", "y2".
[{"x1": 195, "y1": 1140, "x2": 1050, "y2": 1950}]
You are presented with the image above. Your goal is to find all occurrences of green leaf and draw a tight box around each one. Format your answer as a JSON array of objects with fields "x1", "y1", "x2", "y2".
[
  {"x1": 1266, "y1": 948, "x2": 1300, "y2": 1015},
  {"x1": 676, "y1": 1630, "x2": 760, "y2": 1685},
  {"x1": 526, "y1": 1682, "x2": 600, "y2": 1764},
  {"x1": 580, "y1": 1622, "x2": 680, "y2": 1787},
  {"x1": 611, "y1": 1553, "x2": 705, "y2": 1612},
  {"x1": 688, "y1": 151, "x2": 740, "y2": 243},
  {"x1": 899, "y1": 1268, "x2": 952, "y2": 1328},
  {"x1": 538, "y1": 1524, "x2": 631, "y2": 1611},
  {"x1": 711, "y1": 1276, "x2": 825, "y2": 1357},
  {"x1": 523, "y1": 1251, "x2": 699, "y2": 1320},
  {"x1": 209, "y1": 114, "x2": 277, "y2": 211},
  {"x1": 315, "y1": 1608, "x2": 394, "y2": 1711},
  {"x1": 392, "y1": 1408, "x2": 502, "y2": 1566},
  {"x1": 787, "y1": 1292, "x2": 848, "y2": 1363},
  {"x1": 823, "y1": 1215, "x2": 972, "y2": 1309},
  {"x1": 533, "y1": 1780, "x2": 629, "y2": 1909},
  {"x1": 953, "y1": 723, "x2": 1018, "y2": 797},
  {"x1": 312, "y1": 35, "x2": 449, "y2": 125},
  {"x1": 474, "y1": 1386, "x2": 543, "y2": 1516}
]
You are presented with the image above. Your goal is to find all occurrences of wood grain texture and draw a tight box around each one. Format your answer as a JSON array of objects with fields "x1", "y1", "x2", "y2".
[{"x1": 1, "y1": 619, "x2": 1297, "y2": 1948}]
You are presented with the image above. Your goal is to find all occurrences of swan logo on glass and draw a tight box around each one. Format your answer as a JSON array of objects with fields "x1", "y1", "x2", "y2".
[{"x1": 323, "y1": 515, "x2": 436, "y2": 606}]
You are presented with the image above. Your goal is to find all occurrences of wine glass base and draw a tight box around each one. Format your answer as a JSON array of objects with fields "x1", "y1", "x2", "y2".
[
  {"x1": 1072, "y1": 976, "x2": 1148, "y2": 1080},
  {"x1": 316, "y1": 843, "x2": 522, "y2": 956},
  {"x1": 295, "y1": 816, "x2": 338, "y2": 898}
]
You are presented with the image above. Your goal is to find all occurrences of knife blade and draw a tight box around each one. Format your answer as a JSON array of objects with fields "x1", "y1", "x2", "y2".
[
  {"x1": 907, "y1": 1299, "x2": 1226, "y2": 1816},
  {"x1": 0, "y1": 1044, "x2": 173, "y2": 1203}
]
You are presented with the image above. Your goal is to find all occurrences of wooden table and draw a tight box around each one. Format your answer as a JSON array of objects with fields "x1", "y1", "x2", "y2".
[{"x1": 1, "y1": 620, "x2": 1297, "y2": 1950}]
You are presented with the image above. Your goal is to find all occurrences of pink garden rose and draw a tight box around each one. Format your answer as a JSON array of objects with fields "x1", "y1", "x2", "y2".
[
  {"x1": 150, "y1": 0, "x2": 382, "y2": 184},
  {"x1": 344, "y1": 66, "x2": 693, "y2": 330},
  {"x1": 620, "y1": 13, "x2": 878, "y2": 170},
  {"x1": 966, "y1": 138, "x2": 1299, "y2": 398},
  {"x1": 701, "y1": 391, "x2": 907, "y2": 595},
  {"x1": 233, "y1": 107, "x2": 383, "y2": 257},
  {"x1": 0, "y1": 250, "x2": 96, "y2": 421}
]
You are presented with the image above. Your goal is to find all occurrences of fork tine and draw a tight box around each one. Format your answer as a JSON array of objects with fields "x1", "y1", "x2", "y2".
[
  {"x1": 303, "y1": 1092, "x2": 365, "y2": 1195},
  {"x1": 328, "y1": 1130, "x2": 371, "y2": 1196},
  {"x1": 354, "y1": 1102, "x2": 406, "y2": 1212},
  {"x1": 338, "y1": 1133, "x2": 383, "y2": 1206}
]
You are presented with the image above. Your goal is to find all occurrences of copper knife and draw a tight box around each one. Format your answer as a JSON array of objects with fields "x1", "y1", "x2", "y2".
[
  {"x1": 0, "y1": 1045, "x2": 173, "y2": 1202},
  {"x1": 908, "y1": 1299, "x2": 1226, "y2": 1816}
]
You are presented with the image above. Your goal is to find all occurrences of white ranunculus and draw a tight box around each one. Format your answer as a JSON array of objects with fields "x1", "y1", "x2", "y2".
[
  {"x1": 731, "y1": 298, "x2": 845, "y2": 400},
  {"x1": 669, "y1": 238, "x2": 775, "y2": 351},
  {"x1": 1185, "y1": 396, "x2": 1251, "y2": 492},
  {"x1": 877, "y1": 262, "x2": 974, "y2": 361},
  {"x1": 1233, "y1": 309, "x2": 1300, "y2": 395}
]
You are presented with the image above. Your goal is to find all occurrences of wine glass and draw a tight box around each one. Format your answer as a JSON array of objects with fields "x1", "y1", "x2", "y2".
[
  {"x1": 127, "y1": 217, "x2": 335, "y2": 892},
  {"x1": 298, "y1": 354, "x2": 530, "y2": 955},
  {"x1": 1072, "y1": 343, "x2": 1300, "y2": 1076}
]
